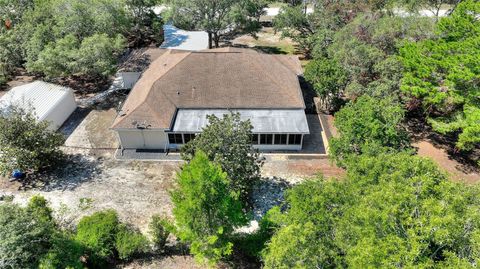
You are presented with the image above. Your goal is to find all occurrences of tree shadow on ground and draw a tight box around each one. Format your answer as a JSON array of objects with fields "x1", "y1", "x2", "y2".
[
  {"x1": 17, "y1": 154, "x2": 102, "y2": 192},
  {"x1": 406, "y1": 112, "x2": 480, "y2": 174}
]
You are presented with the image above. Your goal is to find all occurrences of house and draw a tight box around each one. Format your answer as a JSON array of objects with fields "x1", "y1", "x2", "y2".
[
  {"x1": 0, "y1": 81, "x2": 77, "y2": 130},
  {"x1": 111, "y1": 47, "x2": 309, "y2": 152}
]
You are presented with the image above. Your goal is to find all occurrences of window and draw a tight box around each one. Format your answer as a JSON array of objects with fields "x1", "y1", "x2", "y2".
[
  {"x1": 260, "y1": 134, "x2": 273, "y2": 145},
  {"x1": 168, "y1": 133, "x2": 183, "y2": 144},
  {"x1": 251, "y1": 134, "x2": 259, "y2": 145},
  {"x1": 274, "y1": 134, "x2": 287, "y2": 145},
  {"x1": 288, "y1": 134, "x2": 302, "y2": 145},
  {"x1": 183, "y1": 133, "x2": 196, "y2": 144}
]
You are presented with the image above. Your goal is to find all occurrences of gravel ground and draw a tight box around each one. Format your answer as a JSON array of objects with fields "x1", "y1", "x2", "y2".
[{"x1": 0, "y1": 156, "x2": 180, "y2": 233}]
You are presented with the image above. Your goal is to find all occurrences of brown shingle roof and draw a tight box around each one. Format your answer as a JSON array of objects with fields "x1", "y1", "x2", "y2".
[{"x1": 112, "y1": 48, "x2": 305, "y2": 129}]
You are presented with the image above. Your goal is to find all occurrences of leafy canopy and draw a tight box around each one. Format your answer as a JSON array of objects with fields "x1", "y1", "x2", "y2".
[
  {"x1": 0, "y1": 198, "x2": 54, "y2": 269},
  {"x1": 181, "y1": 112, "x2": 263, "y2": 206},
  {"x1": 166, "y1": 0, "x2": 267, "y2": 48},
  {"x1": 0, "y1": 106, "x2": 65, "y2": 175},
  {"x1": 329, "y1": 95, "x2": 410, "y2": 166},
  {"x1": 171, "y1": 151, "x2": 248, "y2": 265},
  {"x1": 262, "y1": 153, "x2": 480, "y2": 268},
  {"x1": 399, "y1": 0, "x2": 480, "y2": 151}
]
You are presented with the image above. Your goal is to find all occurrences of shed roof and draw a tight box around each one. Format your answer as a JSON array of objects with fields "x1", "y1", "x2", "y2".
[
  {"x1": 112, "y1": 48, "x2": 305, "y2": 130},
  {"x1": 0, "y1": 81, "x2": 75, "y2": 121},
  {"x1": 173, "y1": 109, "x2": 310, "y2": 134}
]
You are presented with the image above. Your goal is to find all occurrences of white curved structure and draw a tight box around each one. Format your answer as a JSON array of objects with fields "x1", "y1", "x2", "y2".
[{"x1": 0, "y1": 81, "x2": 77, "y2": 130}]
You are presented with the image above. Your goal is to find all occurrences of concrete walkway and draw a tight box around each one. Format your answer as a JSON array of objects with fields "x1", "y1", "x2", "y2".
[{"x1": 160, "y1": 24, "x2": 209, "y2": 51}]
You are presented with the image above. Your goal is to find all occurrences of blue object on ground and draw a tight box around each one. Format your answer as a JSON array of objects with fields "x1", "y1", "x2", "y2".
[{"x1": 12, "y1": 169, "x2": 24, "y2": 179}]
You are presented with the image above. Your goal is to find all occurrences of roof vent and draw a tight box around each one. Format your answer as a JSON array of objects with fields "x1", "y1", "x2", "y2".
[
  {"x1": 118, "y1": 110, "x2": 126, "y2": 117},
  {"x1": 177, "y1": 91, "x2": 180, "y2": 95}
]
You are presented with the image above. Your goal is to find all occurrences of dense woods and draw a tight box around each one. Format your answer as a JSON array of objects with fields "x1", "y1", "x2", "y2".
[{"x1": 0, "y1": 0, "x2": 163, "y2": 85}]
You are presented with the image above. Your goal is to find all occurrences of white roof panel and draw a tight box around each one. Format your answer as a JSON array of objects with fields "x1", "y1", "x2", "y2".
[
  {"x1": 0, "y1": 81, "x2": 75, "y2": 121},
  {"x1": 173, "y1": 109, "x2": 310, "y2": 134}
]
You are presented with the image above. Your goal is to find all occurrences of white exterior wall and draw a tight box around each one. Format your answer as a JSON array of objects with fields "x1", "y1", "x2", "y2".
[
  {"x1": 253, "y1": 144, "x2": 302, "y2": 151},
  {"x1": 117, "y1": 129, "x2": 168, "y2": 149},
  {"x1": 42, "y1": 89, "x2": 77, "y2": 130},
  {"x1": 118, "y1": 72, "x2": 142, "y2": 89},
  {"x1": 0, "y1": 81, "x2": 77, "y2": 130}
]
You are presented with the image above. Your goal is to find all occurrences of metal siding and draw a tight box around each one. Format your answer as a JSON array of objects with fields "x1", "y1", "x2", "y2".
[
  {"x1": 173, "y1": 109, "x2": 310, "y2": 134},
  {"x1": 0, "y1": 81, "x2": 77, "y2": 130}
]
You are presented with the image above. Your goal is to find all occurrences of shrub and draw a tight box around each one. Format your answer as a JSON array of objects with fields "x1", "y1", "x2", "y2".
[
  {"x1": 115, "y1": 224, "x2": 149, "y2": 261},
  {"x1": 75, "y1": 210, "x2": 119, "y2": 262},
  {"x1": 0, "y1": 202, "x2": 54, "y2": 268},
  {"x1": 0, "y1": 106, "x2": 65, "y2": 175},
  {"x1": 39, "y1": 232, "x2": 86, "y2": 269},
  {"x1": 27, "y1": 195, "x2": 53, "y2": 223},
  {"x1": 149, "y1": 214, "x2": 171, "y2": 251},
  {"x1": 171, "y1": 151, "x2": 248, "y2": 265}
]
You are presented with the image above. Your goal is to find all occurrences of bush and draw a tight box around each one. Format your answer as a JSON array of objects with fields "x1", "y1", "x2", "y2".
[
  {"x1": 171, "y1": 151, "x2": 248, "y2": 265},
  {"x1": 149, "y1": 214, "x2": 171, "y2": 251},
  {"x1": 75, "y1": 210, "x2": 119, "y2": 263},
  {"x1": 233, "y1": 215, "x2": 276, "y2": 259},
  {"x1": 0, "y1": 202, "x2": 54, "y2": 268},
  {"x1": 27, "y1": 195, "x2": 53, "y2": 223},
  {"x1": 0, "y1": 106, "x2": 65, "y2": 175},
  {"x1": 39, "y1": 232, "x2": 86, "y2": 269},
  {"x1": 115, "y1": 224, "x2": 149, "y2": 261}
]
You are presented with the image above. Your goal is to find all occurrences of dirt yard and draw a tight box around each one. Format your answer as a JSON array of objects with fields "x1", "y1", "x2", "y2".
[
  {"x1": 231, "y1": 27, "x2": 296, "y2": 55},
  {"x1": 414, "y1": 140, "x2": 480, "y2": 183}
]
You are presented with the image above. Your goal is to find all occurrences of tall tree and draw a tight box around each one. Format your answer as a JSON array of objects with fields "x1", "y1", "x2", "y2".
[
  {"x1": 167, "y1": 0, "x2": 267, "y2": 48},
  {"x1": 181, "y1": 113, "x2": 263, "y2": 207},
  {"x1": 399, "y1": 0, "x2": 480, "y2": 152},
  {"x1": 171, "y1": 151, "x2": 248, "y2": 265},
  {"x1": 262, "y1": 153, "x2": 480, "y2": 268},
  {"x1": 329, "y1": 96, "x2": 410, "y2": 167}
]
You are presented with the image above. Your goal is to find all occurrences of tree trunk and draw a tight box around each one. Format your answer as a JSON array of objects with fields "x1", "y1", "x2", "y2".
[
  {"x1": 213, "y1": 32, "x2": 220, "y2": 48},
  {"x1": 208, "y1": 32, "x2": 213, "y2": 49}
]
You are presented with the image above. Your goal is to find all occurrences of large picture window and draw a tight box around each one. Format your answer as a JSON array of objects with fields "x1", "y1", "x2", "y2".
[
  {"x1": 288, "y1": 134, "x2": 302, "y2": 145},
  {"x1": 260, "y1": 134, "x2": 273, "y2": 145},
  {"x1": 274, "y1": 134, "x2": 287, "y2": 145},
  {"x1": 168, "y1": 133, "x2": 183, "y2": 144},
  {"x1": 251, "y1": 134, "x2": 259, "y2": 145},
  {"x1": 183, "y1": 133, "x2": 196, "y2": 144}
]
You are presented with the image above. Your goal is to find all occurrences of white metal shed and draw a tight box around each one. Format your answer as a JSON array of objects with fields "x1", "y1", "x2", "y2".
[{"x1": 0, "y1": 81, "x2": 77, "y2": 130}]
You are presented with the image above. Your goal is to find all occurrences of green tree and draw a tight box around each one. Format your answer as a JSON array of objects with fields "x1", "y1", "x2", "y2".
[
  {"x1": 181, "y1": 113, "x2": 263, "y2": 206},
  {"x1": 325, "y1": 13, "x2": 435, "y2": 99},
  {"x1": 263, "y1": 153, "x2": 480, "y2": 268},
  {"x1": 149, "y1": 214, "x2": 171, "y2": 251},
  {"x1": 115, "y1": 224, "x2": 149, "y2": 261},
  {"x1": 0, "y1": 0, "x2": 163, "y2": 82},
  {"x1": 171, "y1": 151, "x2": 248, "y2": 265},
  {"x1": 329, "y1": 95, "x2": 410, "y2": 166},
  {"x1": 75, "y1": 210, "x2": 119, "y2": 264},
  {"x1": 399, "y1": 0, "x2": 480, "y2": 152},
  {"x1": 39, "y1": 232, "x2": 86, "y2": 269},
  {"x1": 304, "y1": 57, "x2": 347, "y2": 111},
  {"x1": 0, "y1": 106, "x2": 65, "y2": 175},
  {"x1": 167, "y1": 0, "x2": 267, "y2": 48},
  {"x1": 0, "y1": 200, "x2": 54, "y2": 269}
]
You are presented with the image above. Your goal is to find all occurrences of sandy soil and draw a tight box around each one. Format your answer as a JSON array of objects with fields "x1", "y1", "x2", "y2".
[
  {"x1": 414, "y1": 140, "x2": 480, "y2": 184},
  {"x1": 0, "y1": 158, "x2": 180, "y2": 233},
  {"x1": 262, "y1": 155, "x2": 345, "y2": 184},
  {"x1": 232, "y1": 27, "x2": 295, "y2": 55}
]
